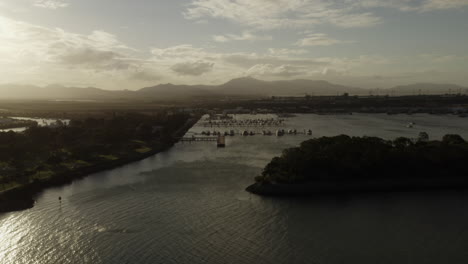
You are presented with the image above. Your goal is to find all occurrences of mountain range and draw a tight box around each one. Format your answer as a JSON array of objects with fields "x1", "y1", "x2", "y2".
[{"x1": 1, "y1": 77, "x2": 466, "y2": 101}]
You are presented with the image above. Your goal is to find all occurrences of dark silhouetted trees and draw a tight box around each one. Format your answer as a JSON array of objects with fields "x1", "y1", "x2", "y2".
[
  {"x1": 256, "y1": 135, "x2": 468, "y2": 184},
  {"x1": 0, "y1": 112, "x2": 191, "y2": 189}
]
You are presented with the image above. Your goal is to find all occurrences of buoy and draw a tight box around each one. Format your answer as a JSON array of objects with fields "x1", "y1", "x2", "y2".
[{"x1": 59, "y1": 196, "x2": 62, "y2": 201}]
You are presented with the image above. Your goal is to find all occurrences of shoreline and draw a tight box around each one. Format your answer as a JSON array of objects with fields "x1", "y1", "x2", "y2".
[
  {"x1": 246, "y1": 177, "x2": 468, "y2": 197},
  {"x1": 0, "y1": 117, "x2": 199, "y2": 214}
]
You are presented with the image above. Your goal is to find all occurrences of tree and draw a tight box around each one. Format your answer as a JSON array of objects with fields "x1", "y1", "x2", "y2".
[
  {"x1": 442, "y1": 134, "x2": 465, "y2": 145},
  {"x1": 418, "y1": 132, "x2": 429, "y2": 142}
]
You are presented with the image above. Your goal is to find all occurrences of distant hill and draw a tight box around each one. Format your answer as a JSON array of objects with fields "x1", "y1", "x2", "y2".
[
  {"x1": 0, "y1": 84, "x2": 123, "y2": 100},
  {"x1": 1, "y1": 78, "x2": 466, "y2": 101},
  {"x1": 138, "y1": 83, "x2": 216, "y2": 99},
  {"x1": 217, "y1": 77, "x2": 362, "y2": 96}
]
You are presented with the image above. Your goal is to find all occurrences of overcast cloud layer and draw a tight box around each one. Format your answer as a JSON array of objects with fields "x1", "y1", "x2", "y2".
[{"x1": 0, "y1": 0, "x2": 467, "y2": 89}]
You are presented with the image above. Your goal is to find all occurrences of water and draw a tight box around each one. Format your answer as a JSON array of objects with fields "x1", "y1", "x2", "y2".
[
  {"x1": 2, "y1": 113, "x2": 468, "y2": 264},
  {"x1": 0, "y1": 117, "x2": 70, "y2": 132}
]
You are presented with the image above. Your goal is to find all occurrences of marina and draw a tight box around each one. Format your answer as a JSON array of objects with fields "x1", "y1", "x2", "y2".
[{"x1": 201, "y1": 115, "x2": 286, "y2": 128}]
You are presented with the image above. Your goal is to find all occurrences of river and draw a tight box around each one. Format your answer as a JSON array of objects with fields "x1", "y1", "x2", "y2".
[
  {"x1": 0, "y1": 117, "x2": 70, "y2": 132},
  {"x1": 1, "y1": 113, "x2": 468, "y2": 264}
]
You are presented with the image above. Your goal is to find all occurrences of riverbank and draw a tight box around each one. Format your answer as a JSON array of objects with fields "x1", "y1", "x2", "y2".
[
  {"x1": 246, "y1": 177, "x2": 468, "y2": 196},
  {"x1": 0, "y1": 117, "x2": 37, "y2": 130},
  {"x1": 0, "y1": 116, "x2": 199, "y2": 213}
]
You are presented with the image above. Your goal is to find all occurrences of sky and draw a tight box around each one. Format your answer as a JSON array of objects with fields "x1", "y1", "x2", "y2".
[{"x1": 0, "y1": 0, "x2": 467, "y2": 90}]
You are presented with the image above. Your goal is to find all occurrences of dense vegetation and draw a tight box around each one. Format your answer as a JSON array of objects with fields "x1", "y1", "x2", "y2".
[
  {"x1": 0, "y1": 112, "x2": 192, "y2": 192},
  {"x1": 256, "y1": 134, "x2": 468, "y2": 184}
]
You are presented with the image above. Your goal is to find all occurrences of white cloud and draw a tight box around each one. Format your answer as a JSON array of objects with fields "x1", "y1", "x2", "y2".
[
  {"x1": 184, "y1": 0, "x2": 381, "y2": 29},
  {"x1": 185, "y1": 0, "x2": 468, "y2": 31},
  {"x1": 213, "y1": 35, "x2": 230, "y2": 43},
  {"x1": 33, "y1": 0, "x2": 69, "y2": 9},
  {"x1": 352, "y1": 0, "x2": 468, "y2": 12},
  {"x1": 268, "y1": 48, "x2": 309, "y2": 56},
  {"x1": 0, "y1": 15, "x2": 145, "y2": 87},
  {"x1": 295, "y1": 33, "x2": 343, "y2": 47},
  {"x1": 246, "y1": 64, "x2": 306, "y2": 77},
  {"x1": 213, "y1": 31, "x2": 272, "y2": 42},
  {"x1": 0, "y1": 16, "x2": 135, "y2": 68},
  {"x1": 421, "y1": 0, "x2": 468, "y2": 11}
]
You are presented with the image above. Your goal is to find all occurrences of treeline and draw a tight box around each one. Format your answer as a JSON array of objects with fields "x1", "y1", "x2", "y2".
[
  {"x1": 0, "y1": 112, "x2": 191, "y2": 190},
  {"x1": 256, "y1": 134, "x2": 468, "y2": 184}
]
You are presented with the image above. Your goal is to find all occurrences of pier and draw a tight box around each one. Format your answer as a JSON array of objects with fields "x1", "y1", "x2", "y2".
[
  {"x1": 179, "y1": 128, "x2": 313, "y2": 147},
  {"x1": 180, "y1": 136, "x2": 218, "y2": 142},
  {"x1": 180, "y1": 135, "x2": 226, "y2": 148},
  {"x1": 201, "y1": 117, "x2": 285, "y2": 128}
]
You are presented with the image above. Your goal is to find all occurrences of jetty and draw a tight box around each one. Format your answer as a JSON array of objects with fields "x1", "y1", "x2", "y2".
[
  {"x1": 180, "y1": 136, "x2": 218, "y2": 142},
  {"x1": 180, "y1": 135, "x2": 226, "y2": 148}
]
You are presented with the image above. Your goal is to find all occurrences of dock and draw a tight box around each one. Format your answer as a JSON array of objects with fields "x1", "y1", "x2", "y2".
[
  {"x1": 180, "y1": 135, "x2": 226, "y2": 148},
  {"x1": 179, "y1": 128, "x2": 312, "y2": 147},
  {"x1": 180, "y1": 136, "x2": 218, "y2": 142}
]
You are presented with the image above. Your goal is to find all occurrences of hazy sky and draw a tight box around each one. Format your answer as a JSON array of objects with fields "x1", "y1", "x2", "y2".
[{"x1": 0, "y1": 0, "x2": 467, "y2": 90}]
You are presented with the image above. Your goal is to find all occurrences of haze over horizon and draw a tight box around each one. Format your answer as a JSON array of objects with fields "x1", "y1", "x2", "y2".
[{"x1": 1, "y1": 0, "x2": 468, "y2": 90}]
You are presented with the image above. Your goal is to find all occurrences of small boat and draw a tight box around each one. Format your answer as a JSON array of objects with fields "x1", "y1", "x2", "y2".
[
  {"x1": 249, "y1": 131, "x2": 255, "y2": 136},
  {"x1": 242, "y1": 130, "x2": 249, "y2": 136},
  {"x1": 276, "y1": 130, "x2": 284, "y2": 137},
  {"x1": 217, "y1": 135, "x2": 226, "y2": 148}
]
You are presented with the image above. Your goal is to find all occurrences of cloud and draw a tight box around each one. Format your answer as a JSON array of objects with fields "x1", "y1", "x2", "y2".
[
  {"x1": 295, "y1": 33, "x2": 343, "y2": 47},
  {"x1": 149, "y1": 44, "x2": 333, "y2": 82},
  {"x1": 54, "y1": 48, "x2": 135, "y2": 70},
  {"x1": 33, "y1": 0, "x2": 69, "y2": 9},
  {"x1": 171, "y1": 61, "x2": 214, "y2": 76},
  {"x1": 352, "y1": 0, "x2": 468, "y2": 12},
  {"x1": 246, "y1": 64, "x2": 306, "y2": 77},
  {"x1": 184, "y1": 0, "x2": 382, "y2": 29},
  {"x1": 268, "y1": 48, "x2": 309, "y2": 56},
  {"x1": 0, "y1": 16, "x2": 135, "y2": 66},
  {"x1": 130, "y1": 70, "x2": 161, "y2": 82},
  {"x1": 0, "y1": 15, "x2": 146, "y2": 88},
  {"x1": 421, "y1": 0, "x2": 468, "y2": 11},
  {"x1": 221, "y1": 53, "x2": 327, "y2": 69},
  {"x1": 185, "y1": 0, "x2": 468, "y2": 30},
  {"x1": 1, "y1": 14, "x2": 467, "y2": 89},
  {"x1": 151, "y1": 44, "x2": 207, "y2": 59},
  {"x1": 213, "y1": 35, "x2": 230, "y2": 43},
  {"x1": 0, "y1": 15, "x2": 139, "y2": 71},
  {"x1": 213, "y1": 31, "x2": 272, "y2": 42}
]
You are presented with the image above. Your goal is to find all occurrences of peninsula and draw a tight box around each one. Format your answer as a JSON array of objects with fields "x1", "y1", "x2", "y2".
[{"x1": 247, "y1": 134, "x2": 468, "y2": 196}]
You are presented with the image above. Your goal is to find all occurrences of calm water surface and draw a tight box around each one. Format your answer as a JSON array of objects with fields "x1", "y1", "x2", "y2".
[
  {"x1": 1, "y1": 114, "x2": 468, "y2": 264},
  {"x1": 0, "y1": 117, "x2": 70, "y2": 132}
]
